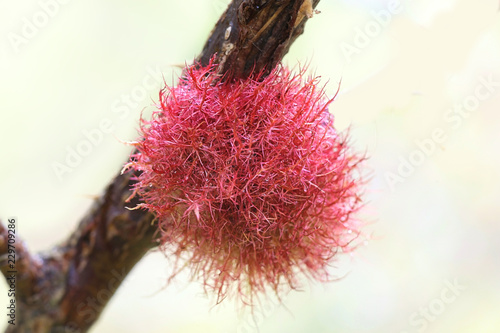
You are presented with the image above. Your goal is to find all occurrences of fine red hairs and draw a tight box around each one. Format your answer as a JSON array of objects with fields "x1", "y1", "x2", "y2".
[{"x1": 124, "y1": 60, "x2": 363, "y2": 304}]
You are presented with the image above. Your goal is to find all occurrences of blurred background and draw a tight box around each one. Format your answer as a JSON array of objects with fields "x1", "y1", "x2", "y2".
[{"x1": 1, "y1": 0, "x2": 499, "y2": 332}]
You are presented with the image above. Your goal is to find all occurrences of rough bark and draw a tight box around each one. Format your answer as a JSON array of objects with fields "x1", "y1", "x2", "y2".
[
  {"x1": 199, "y1": 0, "x2": 320, "y2": 80},
  {"x1": 0, "y1": 0, "x2": 320, "y2": 331}
]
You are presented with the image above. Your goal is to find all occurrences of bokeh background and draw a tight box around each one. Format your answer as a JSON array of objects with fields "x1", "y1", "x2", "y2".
[{"x1": 1, "y1": 0, "x2": 500, "y2": 332}]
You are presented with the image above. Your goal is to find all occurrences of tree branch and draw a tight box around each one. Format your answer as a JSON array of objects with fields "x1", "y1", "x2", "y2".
[
  {"x1": 1, "y1": 1, "x2": 320, "y2": 331},
  {"x1": 199, "y1": 0, "x2": 320, "y2": 79}
]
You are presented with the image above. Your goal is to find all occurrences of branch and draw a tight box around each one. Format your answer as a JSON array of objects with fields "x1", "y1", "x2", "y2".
[
  {"x1": 1, "y1": 174, "x2": 157, "y2": 332},
  {"x1": 1, "y1": 1, "x2": 320, "y2": 331},
  {"x1": 199, "y1": 0, "x2": 321, "y2": 79}
]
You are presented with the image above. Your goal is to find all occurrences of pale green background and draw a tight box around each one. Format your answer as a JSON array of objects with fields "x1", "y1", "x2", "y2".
[{"x1": 1, "y1": 0, "x2": 500, "y2": 332}]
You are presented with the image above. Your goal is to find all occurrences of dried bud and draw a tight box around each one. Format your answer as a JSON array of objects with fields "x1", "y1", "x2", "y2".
[{"x1": 125, "y1": 60, "x2": 363, "y2": 304}]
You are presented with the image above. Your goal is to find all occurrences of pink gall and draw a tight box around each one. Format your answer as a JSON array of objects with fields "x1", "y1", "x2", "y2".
[{"x1": 125, "y1": 60, "x2": 364, "y2": 305}]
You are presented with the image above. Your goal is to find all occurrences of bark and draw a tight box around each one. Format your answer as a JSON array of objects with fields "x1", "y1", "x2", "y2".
[
  {"x1": 0, "y1": 0, "x2": 320, "y2": 331},
  {"x1": 198, "y1": 0, "x2": 320, "y2": 80}
]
